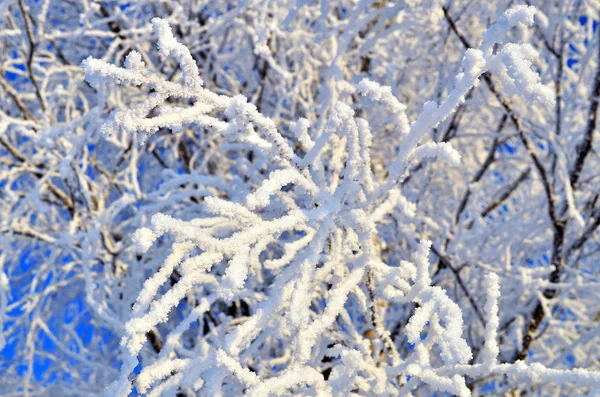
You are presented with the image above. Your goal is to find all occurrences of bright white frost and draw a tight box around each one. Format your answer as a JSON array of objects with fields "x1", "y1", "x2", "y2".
[
  {"x1": 68, "y1": 4, "x2": 600, "y2": 397},
  {"x1": 3, "y1": 0, "x2": 600, "y2": 395}
]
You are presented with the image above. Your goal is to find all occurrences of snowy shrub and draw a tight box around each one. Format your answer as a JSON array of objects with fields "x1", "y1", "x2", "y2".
[{"x1": 2, "y1": 0, "x2": 600, "y2": 395}]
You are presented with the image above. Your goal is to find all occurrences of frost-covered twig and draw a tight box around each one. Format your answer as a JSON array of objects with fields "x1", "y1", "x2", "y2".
[{"x1": 76, "y1": 7, "x2": 600, "y2": 395}]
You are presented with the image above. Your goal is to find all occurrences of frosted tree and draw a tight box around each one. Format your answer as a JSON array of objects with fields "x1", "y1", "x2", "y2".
[
  {"x1": 2, "y1": 0, "x2": 600, "y2": 396},
  {"x1": 80, "y1": 5, "x2": 599, "y2": 396}
]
